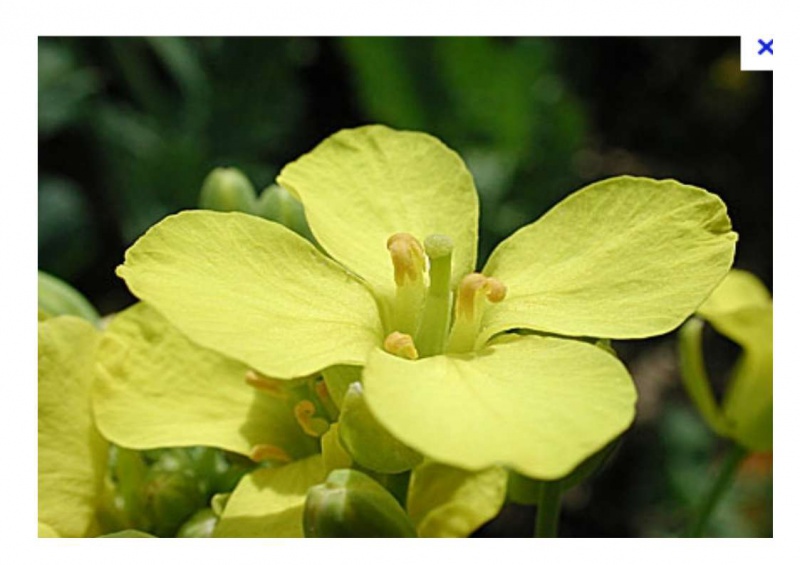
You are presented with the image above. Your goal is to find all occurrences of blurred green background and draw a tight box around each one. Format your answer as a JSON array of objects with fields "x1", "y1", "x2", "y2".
[{"x1": 38, "y1": 37, "x2": 772, "y2": 537}]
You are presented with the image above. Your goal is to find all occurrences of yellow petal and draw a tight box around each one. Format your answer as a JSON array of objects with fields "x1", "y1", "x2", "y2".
[
  {"x1": 363, "y1": 335, "x2": 636, "y2": 480},
  {"x1": 277, "y1": 125, "x2": 479, "y2": 306},
  {"x1": 94, "y1": 303, "x2": 319, "y2": 459},
  {"x1": 213, "y1": 456, "x2": 326, "y2": 537},
  {"x1": 482, "y1": 176, "x2": 737, "y2": 341},
  {"x1": 118, "y1": 210, "x2": 384, "y2": 379},
  {"x1": 406, "y1": 462, "x2": 506, "y2": 537},
  {"x1": 39, "y1": 316, "x2": 108, "y2": 537}
]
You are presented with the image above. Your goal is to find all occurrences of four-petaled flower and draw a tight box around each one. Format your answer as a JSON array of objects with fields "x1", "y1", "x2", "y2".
[{"x1": 95, "y1": 125, "x2": 736, "y2": 532}]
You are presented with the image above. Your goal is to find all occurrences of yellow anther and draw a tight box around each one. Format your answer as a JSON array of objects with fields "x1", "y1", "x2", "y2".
[
  {"x1": 446, "y1": 273, "x2": 508, "y2": 354},
  {"x1": 387, "y1": 233, "x2": 426, "y2": 285},
  {"x1": 250, "y1": 443, "x2": 293, "y2": 463},
  {"x1": 383, "y1": 331, "x2": 420, "y2": 360},
  {"x1": 244, "y1": 370, "x2": 290, "y2": 400},
  {"x1": 455, "y1": 273, "x2": 508, "y2": 321},
  {"x1": 294, "y1": 400, "x2": 330, "y2": 438},
  {"x1": 485, "y1": 277, "x2": 507, "y2": 303}
]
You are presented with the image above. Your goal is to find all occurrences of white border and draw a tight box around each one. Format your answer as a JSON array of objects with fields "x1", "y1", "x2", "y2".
[{"x1": 8, "y1": 0, "x2": 793, "y2": 563}]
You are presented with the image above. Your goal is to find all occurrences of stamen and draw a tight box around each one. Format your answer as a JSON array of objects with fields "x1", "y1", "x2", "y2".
[
  {"x1": 250, "y1": 443, "x2": 293, "y2": 463},
  {"x1": 244, "y1": 370, "x2": 290, "y2": 400},
  {"x1": 387, "y1": 233, "x2": 426, "y2": 285},
  {"x1": 383, "y1": 331, "x2": 420, "y2": 360},
  {"x1": 446, "y1": 273, "x2": 507, "y2": 353},
  {"x1": 312, "y1": 376, "x2": 340, "y2": 420},
  {"x1": 416, "y1": 234, "x2": 454, "y2": 357},
  {"x1": 294, "y1": 400, "x2": 331, "y2": 438},
  {"x1": 387, "y1": 233, "x2": 427, "y2": 335}
]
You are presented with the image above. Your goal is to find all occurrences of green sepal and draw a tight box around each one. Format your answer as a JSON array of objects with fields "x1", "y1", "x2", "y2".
[
  {"x1": 303, "y1": 469, "x2": 417, "y2": 538},
  {"x1": 176, "y1": 508, "x2": 218, "y2": 538},
  {"x1": 506, "y1": 439, "x2": 618, "y2": 505},
  {"x1": 38, "y1": 270, "x2": 100, "y2": 324},
  {"x1": 322, "y1": 365, "x2": 361, "y2": 409},
  {"x1": 198, "y1": 167, "x2": 257, "y2": 214},
  {"x1": 338, "y1": 382, "x2": 422, "y2": 474}
]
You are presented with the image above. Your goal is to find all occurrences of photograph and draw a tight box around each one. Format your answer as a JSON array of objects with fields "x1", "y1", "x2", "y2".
[{"x1": 37, "y1": 36, "x2": 772, "y2": 538}]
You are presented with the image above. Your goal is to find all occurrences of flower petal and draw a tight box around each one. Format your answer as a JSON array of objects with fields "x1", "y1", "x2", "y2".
[
  {"x1": 697, "y1": 269, "x2": 772, "y2": 337},
  {"x1": 406, "y1": 461, "x2": 507, "y2": 537},
  {"x1": 39, "y1": 316, "x2": 108, "y2": 537},
  {"x1": 363, "y1": 335, "x2": 636, "y2": 480},
  {"x1": 94, "y1": 303, "x2": 318, "y2": 460},
  {"x1": 482, "y1": 176, "x2": 737, "y2": 341},
  {"x1": 277, "y1": 125, "x2": 479, "y2": 304},
  {"x1": 213, "y1": 456, "x2": 326, "y2": 537},
  {"x1": 117, "y1": 210, "x2": 383, "y2": 379},
  {"x1": 697, "y1": 271, "x2": 772, "y2": 451},
  {"x1": 38, "y1": 522, "x2": 60, "y2": 537}
]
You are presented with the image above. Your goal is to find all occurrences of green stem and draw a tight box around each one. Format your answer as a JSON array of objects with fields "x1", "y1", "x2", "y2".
[
  {"x1": 688, "y1": 443, "x2": 748, "y2": 537},
  {"x1": 534, "y1": 481, "x2": 562, "y2": 538}
]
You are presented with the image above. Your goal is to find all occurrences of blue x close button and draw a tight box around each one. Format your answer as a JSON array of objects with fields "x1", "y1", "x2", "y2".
[{"x1": 758, "y1": 39, "x2": 773, "y2": 55}]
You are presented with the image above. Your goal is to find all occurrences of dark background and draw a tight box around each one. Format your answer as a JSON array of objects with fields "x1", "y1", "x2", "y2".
[{"x1": 38, "y1": 37, "x2": 772, "y2": 537}]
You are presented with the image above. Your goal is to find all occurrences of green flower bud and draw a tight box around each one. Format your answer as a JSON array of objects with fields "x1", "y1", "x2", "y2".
[
  {"x1": 176, "y1": 508, "x2": 218, "y2": 538},
  {"x1": 199, "y1": 167, "x2": 257, "y2": 213},
  {"x1": 254, "y1": 184, "x2": 312, "y2": 239},
  {"x1": 37, "y1": 270, "x2": 100, "y2": 324},
  {"x1": 141, "y1": 468, "x2": 206, "y2": 537},
  {"x1": 338, "y1": 382, "x2": 422, "y2": 474},
  {"x1": 303, "y1": 469, "x2": 417, "y2": 538}
]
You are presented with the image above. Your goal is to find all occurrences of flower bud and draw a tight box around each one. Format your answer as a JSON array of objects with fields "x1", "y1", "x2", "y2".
[
  {"x1": 141, "y1": 468, "x2": 206, "y2": 537},
  {"x1": 338, "y1": 382, "x2": 422, "y2": 474},
  {"x1": 303, "y1": 469, "x2": 417, "y2": 538},
  {"x1": 37, "y1": 270, "x2": 100, "y2": 324},
  {"x1": 176, "y1": 508, "x2": 218, "y2": 538},
  {"x1": 254, "y1": 184, "x2": 312, "y2": 238},
  {"x1": 198, "y1": 167, "x2": 258, "y2": 213}
]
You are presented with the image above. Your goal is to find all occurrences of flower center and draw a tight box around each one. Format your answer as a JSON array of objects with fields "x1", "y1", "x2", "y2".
[{"x1": 384, "y1": 233, "x2": 506, "y2": 358}]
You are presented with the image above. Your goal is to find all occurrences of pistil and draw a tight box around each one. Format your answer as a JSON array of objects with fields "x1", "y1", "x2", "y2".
[{"x1": 415, "y1": 234, "x2": 454, "y2": 357}]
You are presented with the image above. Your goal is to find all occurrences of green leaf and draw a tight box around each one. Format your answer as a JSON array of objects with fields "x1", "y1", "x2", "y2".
[
  {"x1": 39, "y1": 316, "x2": 108, "y2": 537},
  {"x1": 364, "y1": 335, "x2": 636, "y2": 480},
  {"x1": 214, "y1": 456, "x2": 326, "y2": 537},
  {"x1": 277, "y1": 125, "x2": 479, "y2": 308},
  {"x1": 406, "y1": 461, "x2": 507, "y2": 537},
  {"x1": 94, "y1": 303, "x2": 318, "y2": 459},
  {"x1": 117, "y1": 210, "x2": 384, "y2": 379},
  {"x1": 482, "y1": 176, "x2": 737, "y2": 342}
]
